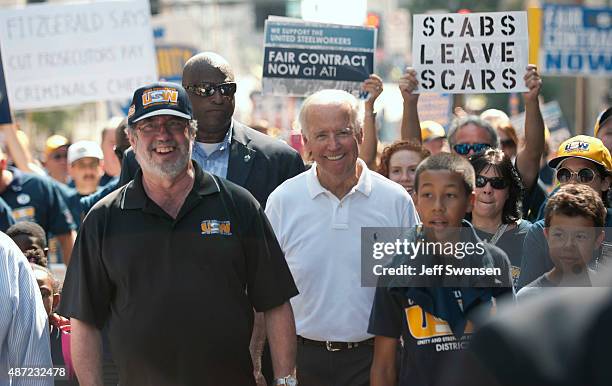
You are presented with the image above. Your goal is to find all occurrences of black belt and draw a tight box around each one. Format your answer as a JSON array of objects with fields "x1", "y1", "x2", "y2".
[{"x1": 297, "y1": 336, "x2": 374, "y2": 352}]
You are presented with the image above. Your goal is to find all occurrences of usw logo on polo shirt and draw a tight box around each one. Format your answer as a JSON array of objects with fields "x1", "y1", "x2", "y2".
[
  {"x1": 142, "y1": 88, "x2": 178, "y2": 107},
  {"x1": 201, "y1": 220, "x2": 232, "y2": 235}
]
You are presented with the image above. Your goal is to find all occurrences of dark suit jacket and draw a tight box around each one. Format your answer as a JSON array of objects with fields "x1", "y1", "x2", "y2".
[{"x1": 119, "y1": 121, "x2": 305, "y2": 206}]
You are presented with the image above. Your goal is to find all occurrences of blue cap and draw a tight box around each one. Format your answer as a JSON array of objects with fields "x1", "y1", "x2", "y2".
[{"x1": 127, "y1": 82, "x2": 192, "y2": 126}]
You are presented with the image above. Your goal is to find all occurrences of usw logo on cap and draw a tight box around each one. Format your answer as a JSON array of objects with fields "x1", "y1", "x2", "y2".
[
  {"x1": 564, "y1": 141, "x2": 589, "y2": 153},
  {"x1": 142, "y1": 88, "x2": 179, "y2": 107}
]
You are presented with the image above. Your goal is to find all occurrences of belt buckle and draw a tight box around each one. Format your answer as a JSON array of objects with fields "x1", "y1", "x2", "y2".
[{"x1": 325, "y1": 341, "x2": 341, "y2": 352}]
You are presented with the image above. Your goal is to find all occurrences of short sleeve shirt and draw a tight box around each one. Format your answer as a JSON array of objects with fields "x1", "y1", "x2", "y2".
[
  {"x1": 0, "y1": 196, "x2": 16, "y2": 232},
  {"x1": 474, "y1": 220, "x2": 532, "y2": 285},
  {"x1": 59, "y1": 162, "x2": 297, "y2": 385},
  {"x1": 369, "y1": 287, "x2": 474, "y2": 386},
  {"x1": 1, "y1": 167, "x2": 75, "y2": 235}
]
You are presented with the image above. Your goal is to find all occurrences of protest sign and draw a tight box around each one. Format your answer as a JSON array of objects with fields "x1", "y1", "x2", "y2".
[
  {"x1": 417, "y1": 93, "x2": 452, "y2": 129},
  {"x1": 412, "y1": 11, "x2": 529, "y2": 94},
  {"x1": 0, "y1": 51, "x2": 11, "y2": 124},
  {"x1": 539, "y1": 4, "x2": 611, "y2": 76},
  {"x1": 262, "y1": 17, "x2": 376, "y2": 98},
  {"x1": 510, "y1": 100, "x2": 571, "y2": 150},
  {"x1": 0, "y1": 0, "x2": 158, "y2": 110}
]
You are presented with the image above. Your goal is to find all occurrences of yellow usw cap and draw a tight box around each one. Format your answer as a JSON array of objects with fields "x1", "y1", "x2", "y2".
[
  {"x1": 548, "y1": 135, "x2": 612, "y2": 171},
  {"x1": 420, "y1": 121, "x2": 446, "y2": 142}
]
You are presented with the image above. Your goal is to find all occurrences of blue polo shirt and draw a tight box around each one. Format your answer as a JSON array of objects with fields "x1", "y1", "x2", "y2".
[
  {"x1": 0, "y1": 196, "x2": 16, "y2": 232},
  {"x1": 1, "y1": 167, "x2": 75, "y2": 235}
]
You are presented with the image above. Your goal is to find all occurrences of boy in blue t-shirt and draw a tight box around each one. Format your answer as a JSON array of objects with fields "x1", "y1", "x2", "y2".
[
  {"x1": 368, "y1": 153, "x2": 512, "y2": 386},
  {"x1": 518, "y1": 184, "x2": 606, "y2": 300}
]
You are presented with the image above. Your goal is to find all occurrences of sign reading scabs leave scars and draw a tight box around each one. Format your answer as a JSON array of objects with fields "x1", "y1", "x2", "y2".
[
  {"x1": 0, "y1": 0, "x2": 158, "y2": 110},
  {"x1": 262, "y1": 17, "x2": 376, "y2": 98},
  {"x1": 412, "y1": 11, "x2": 529, "y2": 94}
]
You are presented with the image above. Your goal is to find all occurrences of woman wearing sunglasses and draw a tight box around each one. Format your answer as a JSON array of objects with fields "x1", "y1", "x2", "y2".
[{"x1": 469, "y1": 148, "x2": 531, "y2": 285}]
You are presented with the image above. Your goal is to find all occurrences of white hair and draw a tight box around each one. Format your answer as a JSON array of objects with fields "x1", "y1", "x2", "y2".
[{"x1": 298, "y1": 90, "x2": 363, "y2": 137}]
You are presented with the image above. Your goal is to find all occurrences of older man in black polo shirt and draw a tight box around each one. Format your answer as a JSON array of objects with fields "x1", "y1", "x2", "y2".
[{"x1": 60, "y1": 82, "x2": 298, "y2": 386}]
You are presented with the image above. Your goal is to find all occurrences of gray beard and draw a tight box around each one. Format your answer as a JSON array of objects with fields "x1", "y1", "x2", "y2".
[{"x1": 136, "y1": 142, "x2": 193, "y2": 180}]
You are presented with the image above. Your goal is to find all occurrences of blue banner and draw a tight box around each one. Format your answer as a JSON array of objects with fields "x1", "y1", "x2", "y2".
[
  {"x1": 541, "y1": 4, "x2": 612, "y2": 76},
  {"x1": 265, "y1": 22, "x2": 376, "y2": 50},
  {"x1": 0, "y1": 50, "x2": 11, "y2": 124}
]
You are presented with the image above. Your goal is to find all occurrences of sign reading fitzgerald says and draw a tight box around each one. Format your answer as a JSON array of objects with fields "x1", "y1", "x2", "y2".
[
  {"x1": 262, "y1": 17, "x2": 376, "y2": 98},
  {"x1": 0, "y1": 0, "x2": 158, "y2": 110},
  {"x1": 412, "y1": 11, "x2": 529, "y2": 94}
]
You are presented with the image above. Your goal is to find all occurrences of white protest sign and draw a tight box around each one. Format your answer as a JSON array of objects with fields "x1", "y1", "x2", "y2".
[
  {"x1": 0, "y1": 0, "x2": 158, "y2": 110},
  {"x1": 412, "y1": 11, "x2": 528, "y2": 94}
]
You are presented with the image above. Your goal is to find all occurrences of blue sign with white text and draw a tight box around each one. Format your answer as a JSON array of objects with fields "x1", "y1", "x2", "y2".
[
  {"x1": 0, "y1": 50, "x2": 11, "y2": 124},
  {"x1": 541, "y1": 4, "x2": 612, "y2": 76}
]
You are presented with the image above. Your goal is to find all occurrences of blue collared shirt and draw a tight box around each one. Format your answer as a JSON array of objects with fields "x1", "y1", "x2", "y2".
[{"x1": 191, "y1": 123, "x2": 233, "y2": 179}]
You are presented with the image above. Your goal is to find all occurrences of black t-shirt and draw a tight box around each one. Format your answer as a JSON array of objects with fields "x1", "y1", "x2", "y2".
[
  {"x1": 369, "y1": 286, "x2": 474, "y2": 386},
  {"x1": 368, "y1": 222, "x2": 513, "y2": 386},
  {"x1": 474, "y1": 220, "x2": 532, "y2": 286},
  {"x1": 59, "y1": 163, "x2": 298, "y2": 385}
]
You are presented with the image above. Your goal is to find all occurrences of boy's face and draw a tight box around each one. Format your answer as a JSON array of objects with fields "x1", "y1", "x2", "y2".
[
  {"x1": 544, "y1": 213, "x2": 604, "y2": 274},
  {"x1": 415, "y1": 170, "x2": 474, "y2": 240},
  {"x1": 33, "y1": 269, "x2": 59, "y2": 317}
]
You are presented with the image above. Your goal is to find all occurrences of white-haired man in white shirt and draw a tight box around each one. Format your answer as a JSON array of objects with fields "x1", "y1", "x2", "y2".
[{"x1": 266, "y1": 89, "x2": 420, "y2": 386}]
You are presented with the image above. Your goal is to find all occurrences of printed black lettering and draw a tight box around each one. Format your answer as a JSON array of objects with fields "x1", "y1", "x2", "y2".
[
  {"x1": 481, "y1": 69, "x2": 495, "y2": 90},
  {"x1": 441, "y1": 70, "x2": 455, "y2": 90},
  {"x1": 502, "y1": 68, "x2": 517, "y2": 89},
  {"x1": 501, "y1": 14, "x2": 516, "y2": 36},
  {"x1": 441, "y1": 16, "x2": 454, "y2": 37},
  {"x1": 423, "y1": 16, "x2": 434, "y2": 37},
  {"x1": 421, "y1": 70, "x2": 435, "y2": 89}
]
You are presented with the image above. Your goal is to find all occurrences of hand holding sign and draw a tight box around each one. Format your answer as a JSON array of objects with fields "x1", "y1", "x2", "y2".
[
  {"x1": 523, "y1": 64, "x2": 542, "y2": 104},
  {"x1": 362, "y1": 74, "x2": 383, "y2": 107},
  {"x1": 399, "y1": 67, "x2": 419, "y2": 103}
]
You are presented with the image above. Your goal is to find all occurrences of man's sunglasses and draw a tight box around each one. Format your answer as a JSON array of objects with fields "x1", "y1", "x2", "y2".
[
  {"x1": 453, "y1": 143, "x2": 491, "y2": 155},
  {"x1": 184, "y1": 82, "x2": 237, "y2": 98},
  {"x1": 476, "y1": 175, "x2": 508, "y2": 189},
  {"x1": 556, "y1": 167, "x2": 598, "y2": 184}
]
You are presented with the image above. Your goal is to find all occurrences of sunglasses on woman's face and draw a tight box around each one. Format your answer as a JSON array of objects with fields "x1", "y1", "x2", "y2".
[
  {"x1": 453, "y1": 143, "x2": 491, "y2": 155},
  {"x1": 556, "y1": 167, "x2": 598, "y2": 184},
  {"x1": 475, "y1": 175, "x2": 508, "y2": 189}
]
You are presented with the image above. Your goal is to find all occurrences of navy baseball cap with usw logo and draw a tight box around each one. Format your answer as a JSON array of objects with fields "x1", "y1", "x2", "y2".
[{"x1": 127, "y1": 82, "x2": 193, "y2": 126}]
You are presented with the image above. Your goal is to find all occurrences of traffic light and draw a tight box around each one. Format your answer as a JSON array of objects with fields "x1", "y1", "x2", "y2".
[{"x1": 366, "y1": 12, "x2": 381, "y2": 29}]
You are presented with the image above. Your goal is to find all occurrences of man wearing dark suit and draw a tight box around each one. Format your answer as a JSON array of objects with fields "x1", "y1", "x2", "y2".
[{"x1": 119, "y1": 52, "x2": 305, "y2": 207}]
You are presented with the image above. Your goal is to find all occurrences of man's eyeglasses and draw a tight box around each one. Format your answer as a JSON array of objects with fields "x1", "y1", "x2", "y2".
[
  {"x1": 475, "y1": 175, "x2": 508, "y2": 189},
  {"x1": 184, "y1": 82, "x2": 237, "y2": 98},
  {"x1": 136, "y1": 119, "x2": 188, "y2": 135},
  {"x1": 556, "y1": 167, "x2": 598, "y2": 184},
  {"x1": 500, "y1": 139, "x2": 516, "y2": 148},
  {"x1": 453, "y1": 143, "x2": 491, "y2": 155}
]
